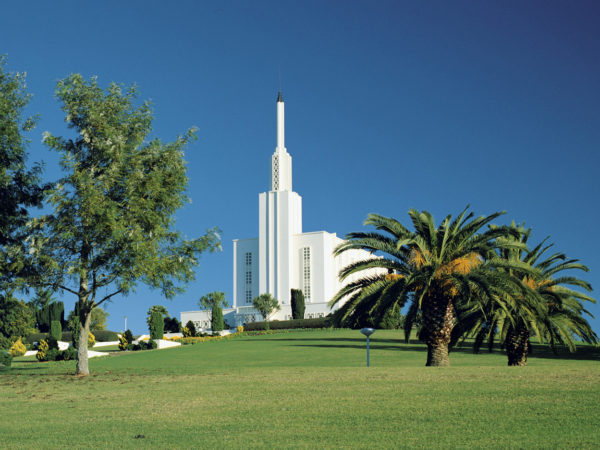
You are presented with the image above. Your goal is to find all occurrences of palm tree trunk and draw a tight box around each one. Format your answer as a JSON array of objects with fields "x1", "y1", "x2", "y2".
[
  {"x1": 506, "y1": 326, "x2": 529, "y2": 366},
  {"x1": 423, "y1": 298, "x2": 455, "y2": 367}
]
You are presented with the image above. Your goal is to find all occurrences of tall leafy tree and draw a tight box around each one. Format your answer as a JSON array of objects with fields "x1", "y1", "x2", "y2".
[
  {"x1": 0, "y1": 56, "x2": 45, "y2": 293},
  {"x1": 330, "y1": 208, "x2": 527, "y2": 366},
  {"x1": 252, "y1": 293, "x2": 280, "y2": 330},
  {"x1": 29, "y1": 74, "x2": 221, "y2": 375},
  {"x1": 0, "y1": 291, "x2": 35, "y2": 349}
]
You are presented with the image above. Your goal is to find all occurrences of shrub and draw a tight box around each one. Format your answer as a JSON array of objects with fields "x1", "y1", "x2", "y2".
[
  {"x1": 244, "y1": 317, "x2": 331, "y2": 331},
  {"x1": 291, "y1": 289, "x2": 305, "y2": 320},
  {"x1": 25, "y1": 333, "x2": 47, "y2": 345},
  {"x1": 88, "y1": 331, "x2": 96, "y2": 348},
  {"x1": 119, "y1": 330, "x2": 136, "y2": 351},
  {"x1": 60, "y1": 331, "x2": 73, "y2": 342},
  {"x1": 45, "y1": 348, "x2": 60, "y2": 361},
  {"x1": 149, "y1": 311, "x2": 164, "y2": 340},
  {"x1": 164, "y1": 316, "x2": 181, "y2": 333},
  {"x1": 26, "y1": 332, "x2": 67, "y2": 345},
  {"x1": 237, "y1": 325, "x2": 244, "y2": 333},
  {"x1": 118, "y1": 334, "x2": 128, "y2": 351},
  {"x1": 0, "y1": 335, "x2": 11, "y2": 350},
  {"x1": 92, "y1": 330, "x2": 119, "y2": 341},
  {"x1": 36, "y1": 339, "x2": 49, "y2": 361},
  {"x1": 185, "y1": 320, "x2": 197, "y2": 337},
  {"x1": 50, "y1": 320, "x2": 62, "y2": 341},
  {"x1": 46, "y1": 335, "x2": 59, "y2": 351},
  {"x1": 123, "y1": 329, "x2": 134, "y2": 343},
  {"x1": 0, "y1": 350, "x2": 12, "y2": 369},
  {"x1": 9, "y1": 338, "x2": 26, "y2": 357},
  {"x1": 212, "y1": 306, "x2": 224, "y2": 333},
  {"x1": 61, "y1": 347, "x2": 77, "y2": 361}
]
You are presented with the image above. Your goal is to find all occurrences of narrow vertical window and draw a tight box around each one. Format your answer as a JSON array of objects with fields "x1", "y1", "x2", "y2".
[
  {"x1": 303, "y1": 247, "x2": 311, "y2": 302},
  {"x1": 245, "y1": 252, "x2": 252, "y2": 304}
]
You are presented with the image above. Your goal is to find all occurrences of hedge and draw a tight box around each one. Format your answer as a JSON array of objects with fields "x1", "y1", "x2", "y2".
[
  {"x1": 26, "y1": 330, "x2": 119, "y2": 344},
  {"x1": 243, "y1": 317, "x2": 332, "y2": 331}
]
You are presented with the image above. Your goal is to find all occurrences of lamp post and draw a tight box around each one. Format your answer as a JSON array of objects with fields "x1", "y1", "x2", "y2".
[
  {"x1": 124, "y1": 316, "x2": 127, "y2": 332},
  {"x1": 360, "y1": 328, "x2": 375, "y2": 367}
]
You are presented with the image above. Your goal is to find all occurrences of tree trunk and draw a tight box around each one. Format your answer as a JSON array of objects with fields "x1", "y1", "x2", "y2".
[
  {"x1": 75, "y1": 309, "x2": 91, "y2": 376},
  {"x1": 422, "y1": 297, "x2": 455, "y2": 367},
  {"x1": 506, "y1": 326, "x2": 529, "y2": 366}
]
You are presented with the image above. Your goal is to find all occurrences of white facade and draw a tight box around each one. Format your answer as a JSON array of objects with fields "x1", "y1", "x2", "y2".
[{"x1": 181, "y1": 93, "x2": 375, "y2": 330}]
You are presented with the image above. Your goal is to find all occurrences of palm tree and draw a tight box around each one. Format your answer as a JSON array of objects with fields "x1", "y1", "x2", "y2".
[
  {"x1": 452, "y1": 225, "x2": 597, "y2": 366},
  {"x1": 330, "y1": 207, "x2": 524, "y2": 366},
  {"x1": 252, "y1": 293, "x2": 280, "y2": 330}
]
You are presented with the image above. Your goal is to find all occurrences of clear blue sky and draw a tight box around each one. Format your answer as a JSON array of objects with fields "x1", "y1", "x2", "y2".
[{"x1": 2, "y1": 1, "x2": 599, "y2": 334}]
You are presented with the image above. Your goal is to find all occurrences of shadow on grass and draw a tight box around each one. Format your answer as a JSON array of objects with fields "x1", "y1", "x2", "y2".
[
  {"x1": 248, "y1": 336, "x2": 600, "y2": 361},
  {"x1": 4, "y1": 365, "x2": 44, "y2": 372},
  {"x1": 454, "y1": 342, "x2": 600, "y2": 362}
]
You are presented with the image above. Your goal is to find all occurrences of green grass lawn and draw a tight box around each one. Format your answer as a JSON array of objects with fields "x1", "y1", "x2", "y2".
[{"x1": 2, "y1": 329, "x2": 599, "y2": 448}]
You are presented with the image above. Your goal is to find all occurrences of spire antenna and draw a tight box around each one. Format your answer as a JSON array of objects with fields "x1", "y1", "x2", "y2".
[{"x1": 278, "y1": 65, "x2": 282, "y2": 92}]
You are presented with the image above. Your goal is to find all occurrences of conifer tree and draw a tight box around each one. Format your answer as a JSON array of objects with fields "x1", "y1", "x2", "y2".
[{"x1": 291, "y1": 289, "x2": 305, "y2": 320}]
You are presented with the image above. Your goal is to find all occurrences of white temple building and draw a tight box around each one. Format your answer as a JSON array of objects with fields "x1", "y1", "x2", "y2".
[{"x1": 181, "y1": 93, "x2": 374, "y2": 330}]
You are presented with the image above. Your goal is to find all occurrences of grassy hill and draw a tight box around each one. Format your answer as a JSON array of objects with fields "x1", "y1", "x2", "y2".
[{"x1": 2, "y1": 329, "x2": 599, "y2": 448}]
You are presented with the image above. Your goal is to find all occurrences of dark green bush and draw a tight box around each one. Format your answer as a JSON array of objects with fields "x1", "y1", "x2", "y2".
[
  {"x1": 92, "y1": 330, "x2": 119, "y2": 341},
  {"x1": 50, "y1": 320, "x2": 62, "y2": 341},
  {"x1": 124, "y1": 329, "x2": 134, "y2": 344},
  {"x1": 0, "y1": 350, "x2": 12, "y2": 369},
  {"x1": 45, "y1": 348, "x2": 60, "y2": 361},
  {"x1": 134, "y1": 340, "x2": 158, "y2": 351},
  {"x1": 26, "y1": 333, "x2": 47, "y2": 344},
  {"x1": 291, "y1": 289, "x2": 305, "y2": 320},
  {"x1": 45, "y1": 335, "x2": 59, "y2": 351},
  {"x1": 149, "y1": 311, "x2": 164, "y2": 340},
  {"x1": 244, "y1": 317, "x2": 332, "y2": 331},
  {"x1": 164, "y1": 316, "x2": 181, "y2": 333},
  {"x1": 0, "y1": 335, "x2": 11, "y2": 350},
  {"x1": 185, "y1": 320, "x2": 197, "y2": 337},
  {"x1": 212, "y1": 306, "x2": 224, "y2": 333},
  {"x1": 61, "y1": 347, "x2": 77, "y2": 361}
]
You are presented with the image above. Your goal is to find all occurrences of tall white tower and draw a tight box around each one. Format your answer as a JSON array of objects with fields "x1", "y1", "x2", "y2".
[{"x1": 258, "y1": 92, "x2": 302, "y2": 305}]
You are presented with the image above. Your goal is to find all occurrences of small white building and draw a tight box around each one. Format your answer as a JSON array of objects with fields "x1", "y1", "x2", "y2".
[{"x1": 181, "y1": 92, "x2": 375, "y2": 330}]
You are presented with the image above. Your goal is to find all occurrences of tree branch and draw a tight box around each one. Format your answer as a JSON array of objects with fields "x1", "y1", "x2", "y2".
[
  {"x1": 95, "y1": 289, "x2": 123, "y2": 307},
  {"x1": 59, "y1": 285, "x2": 80, "y2": 296}
]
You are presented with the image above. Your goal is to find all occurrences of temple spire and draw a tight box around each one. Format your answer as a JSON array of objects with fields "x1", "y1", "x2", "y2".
[
  {"x1": 271, "y1": 92, "x2": 292, "y2": 191},
  {"x1": 276, "y1": 91, "x2": 285, "y2": 151}
]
